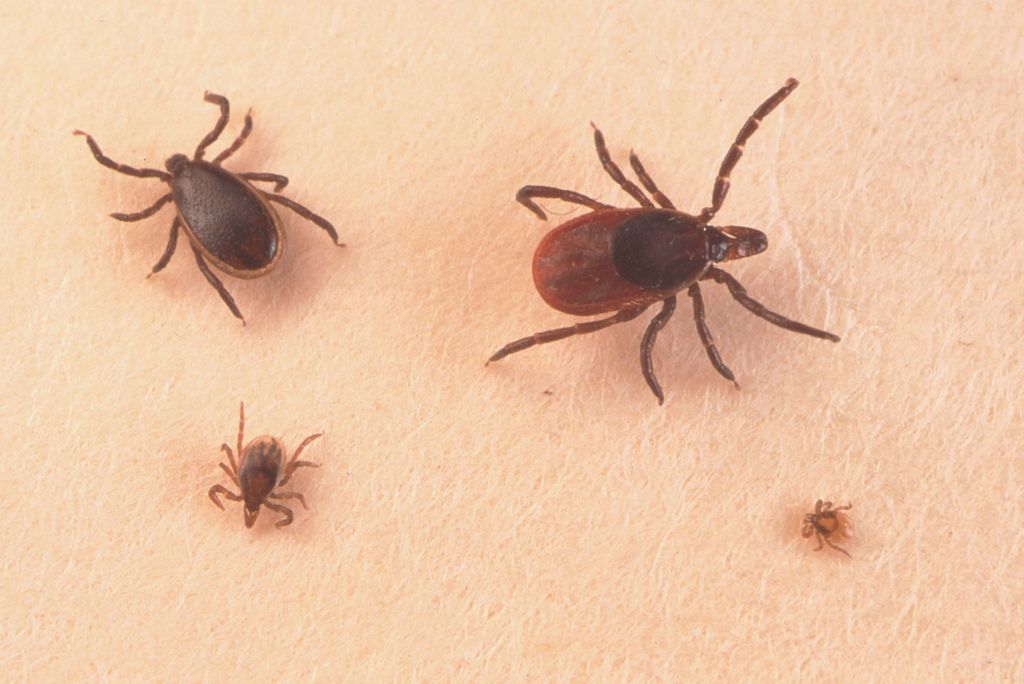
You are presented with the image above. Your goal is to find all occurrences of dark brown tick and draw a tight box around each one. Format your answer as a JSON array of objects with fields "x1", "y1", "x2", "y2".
[
  {"x1": 208, "y1": 402, "x2": 322, "y2": 528},
  {"x1": 488, "y1": 79, "x2": 840, "y2": 403},
  {"x1": 74, "y1": 92, "x2": 343, "y2": 323},
  {"x1": 802, "y1": 499, "x2": 853, "y2": 558}
]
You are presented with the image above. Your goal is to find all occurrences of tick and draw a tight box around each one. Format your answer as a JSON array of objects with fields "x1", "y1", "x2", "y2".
[
  {"x1": 208, "y1": 402, "x2": 322, "y2": 528},
  {"x1": 488, "y1": 79, "x2": 839, "y2": 403},
  {"x1": 74, "y1": 92, "x2": 342, "y2": 323},
  {"x1": 802, "y1": 499, "x2": 853, "y2": 557}
]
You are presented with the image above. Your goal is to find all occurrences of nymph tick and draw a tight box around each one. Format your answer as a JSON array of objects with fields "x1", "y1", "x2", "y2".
[{"x1": 208, "y1": 402, "x2": 322, "y2": 528}]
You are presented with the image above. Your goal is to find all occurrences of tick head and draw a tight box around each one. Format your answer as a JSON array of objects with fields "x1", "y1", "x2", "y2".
[
  {"x1": 165, "y1": 153, "x2": 190, "y2": 175},
  {"x1": 707, "y1": 225, "x2": 768, "y2": 263},
  {"x1": 243, "y1": 505, "x2": 260, "y2": 528}
]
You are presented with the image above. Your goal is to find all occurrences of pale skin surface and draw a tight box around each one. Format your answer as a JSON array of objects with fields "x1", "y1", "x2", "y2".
[{"x1": 1, "y1": 2, "x2": 1021, "y2": 681}]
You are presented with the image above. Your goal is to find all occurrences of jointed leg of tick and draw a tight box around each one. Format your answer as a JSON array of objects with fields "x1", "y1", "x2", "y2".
[
  {"x1": 265, "y1": 194, "x2": 343, "y2": 246},
  {"x1": 817, "y1": 533, "x2": 852, "y2": 558},
  {"x1": 263, "y1": 500, "x2": 295, "y2": 527},
  {"x1": 591, "y1": 124, "x2": 654, "y2": 208},
  {"x1": 110, "y1": 193, "x2": 173, "y2": 222},
  {"x1": 208, "y1": 484, "x2": 242, "y2": 511},
  {"x1": 687, "y1": 283, "x2": 739, "y2": 388},
  {"x1": 699, "y1": 78, "x2": 799, "y2": 223},
  {"x1": 488, "y1": 307, "x2": 649, "y2": 364},
  {"x1": 269, "y1": 491, "x2": 309, "y2": 510},
  {"x1": 194, "y1": 92, "x2": 232, "y2": 160},
  {"x1": 639, "y1": 296, "x2": 678, "y2": 404},
  {"x1": 239, "y1": 172, "x2": 289, "y2": 192},
  {"x1": 628, "y1": 152, "x2": 676, "y2": 209},
  {"x1": 236, "y1": 402, "x2": 246, "y2": 457},
  {"x1": 212, "y1": 110, "x2": 253, "y2": 165},
  {"x1": 191, "y1": 243, "x2": 245, "y2": 323},
  {"x1": 72, "y1": 131, "x2": 170, "y2": 180},
  {"x1": 702, "y1": 267, "x2": 840, "y2": 342},
  {"x1": 278, "y1": 432, "x2": 323, "y2": 487},
  {"x1": 515, "y1": 186, "x2": 610, "y2": 220},
  {"x1": 147, "y1": 218, "x2": 181, "y2": 277}
]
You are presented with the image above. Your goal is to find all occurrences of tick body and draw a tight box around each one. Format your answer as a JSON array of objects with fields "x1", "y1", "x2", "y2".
[
  {"x1": 75, "y1": 92, "x2": 342, "y2": 323},
  {"x1": 802, "y1": 499, "x2": 853, "y2": 558},
  {"x1": 208, "y1": 402, "x2": 322, "y2": 528},
  {"x1": 489, "y1": 79, "x2": 840, "y2": 403}
]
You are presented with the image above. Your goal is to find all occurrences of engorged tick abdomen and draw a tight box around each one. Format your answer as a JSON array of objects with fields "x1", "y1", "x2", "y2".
[
  {"x1": 239, "y1": 436, "x2": 284, "y2": 509},
  {"x1": 171, "y1": 162, "x2": 281, "y2": 273}
]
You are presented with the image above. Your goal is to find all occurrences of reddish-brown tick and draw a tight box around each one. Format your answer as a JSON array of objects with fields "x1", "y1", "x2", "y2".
[
  {"x1": 802, "y1": 499, "x2": 853, "y2": 557},
  {"x1": 75, "y1": 92, "x2": 342, "y2": 323},
  {"x1": 488, "y1": 79, "x2": 839, "y2": 403},
  {"x1": 209, "y1": 402, "x2": 322, "y2": 528}
]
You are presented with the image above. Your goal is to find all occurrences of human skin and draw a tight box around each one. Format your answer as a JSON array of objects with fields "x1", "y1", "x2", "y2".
[{"x1": 1, "y1": 1, "x2": 1021, "y2": 680}]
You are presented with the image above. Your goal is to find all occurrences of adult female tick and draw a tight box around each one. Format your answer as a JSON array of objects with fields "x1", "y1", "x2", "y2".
[
  {"x1": 209, "y1": 402, "x2": 322, "y2": 528},
  {"x1": 74, "y1": 92, "x2": 342, "y2": 323},
  {"x1": 488, "y1": 79, "x2": 840, "y2": 403}
]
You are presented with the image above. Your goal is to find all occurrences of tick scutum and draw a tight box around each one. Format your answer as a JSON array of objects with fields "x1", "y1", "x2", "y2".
[{"x1": 611, "y1": 210, "x2": 709, "y2": 290}]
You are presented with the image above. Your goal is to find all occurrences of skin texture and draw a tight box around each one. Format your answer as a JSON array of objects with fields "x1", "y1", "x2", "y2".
[{"x1": 2, "y1": 2, "x2": 1022, "y2": 681}]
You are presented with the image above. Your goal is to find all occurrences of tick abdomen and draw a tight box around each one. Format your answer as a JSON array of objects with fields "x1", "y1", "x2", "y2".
[
  {"x1": 239, "y1": 436, "x2": 284, "y2": 508},
  {"x1": 172, "y1": 163, "x2": 280, "y2": 272}
]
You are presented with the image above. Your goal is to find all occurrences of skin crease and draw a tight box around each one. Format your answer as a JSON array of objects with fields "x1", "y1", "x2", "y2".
[{"x1": 4, "y1": 3, "x2": 1020, "y2": 681}]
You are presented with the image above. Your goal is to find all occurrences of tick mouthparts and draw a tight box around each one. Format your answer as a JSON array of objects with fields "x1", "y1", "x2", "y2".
[{"x1": 707, "y1": 225, "x2": 768, "y2": 262}]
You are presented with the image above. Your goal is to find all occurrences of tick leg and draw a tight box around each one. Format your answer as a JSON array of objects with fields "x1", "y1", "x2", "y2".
[
  {"x1": 191, "y1": 243, "x2": 245, "y2": 324},
  {"x1": 212, "y1": 109, "x2": 253, "y2": 165},
  {"x1": 219, "y1": 462, "x2": 240, "y2": 487},
  {"x1": 279, "y1": 432, "x2": 323, "y2": 486},
  {"x1": 487, "y1": 307, "x2": 648, "y2": 364},
  {"x1": 262, "y1": 500, "x2": 294, "y2": 528},
  {"x1": 269, "y1": 491, "x2": 308, "y2": 510},
  {"x1": 687, "y1": 283, "x2": 739, "y2": 388},
  {"x1": 515, "y1": 185, "x2": 610, "y2": 221},
  {"x1": 236, "y1": 402, "x2": 245, "y2": 458},
  {"x1": 147, "y1": 217, "x2": 180, "y2": 278},
  {"x1": 72, "y1": 131, "x2": 169, "y2": 180},
  {"x1": 628, "y1": 152, "x2": 676, "y2": 209},
  {"x1": 702, "y1": 267, "x2": 840, "y2": 341},
  {"x1": 194, "y1": 92, "x2": 231, "y2": 161},
  {"x1": 823, "y1": 537, "x2": 852, "y2": 558},
  {"x1": 639, "y1": 296, "x2": 677, "y2": 405},
  {"x1": 699, "y1": 78, "x2": 799, "y2": 222},
  {"x1": 110, "y1": 193, "x2": 173, "y2": 222},
  {"x1": 265, "y1": 194, "x2": 343, "y2": 246},
  {"x1": 238, "y1": 172, "x2": 289, "y2": 192},
  {"x1": 221, "y1": 442, "x2": 239, "y2": 476},
  {"x1": 590, "y1": 124, "x2": 654, "y2": 208},
  {"x1": 208, "y1": 484, "x2": 242, "y2": 510}
]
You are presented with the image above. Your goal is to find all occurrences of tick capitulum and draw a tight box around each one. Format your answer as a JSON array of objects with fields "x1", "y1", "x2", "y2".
[
  {"x1": 802, "y1": 499, "x2": 852, "y2": 557},
  {"x1": 74, "y1": 91, "x2": 343, "y2": 323},
  {"x1": 488, "y1": 78, "x2": 840, "y2": 403},
  {"x1": 208, "y1": 402, "x2": 322, "y2": 528}
]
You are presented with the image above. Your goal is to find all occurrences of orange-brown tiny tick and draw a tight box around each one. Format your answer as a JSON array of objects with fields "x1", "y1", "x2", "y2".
[
  {"x1": 802, "y1": 499, "x2": 852, "y2": 557},
  {"x1": 209, "y1": 402, "x2": 322, "y2": 528}
]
